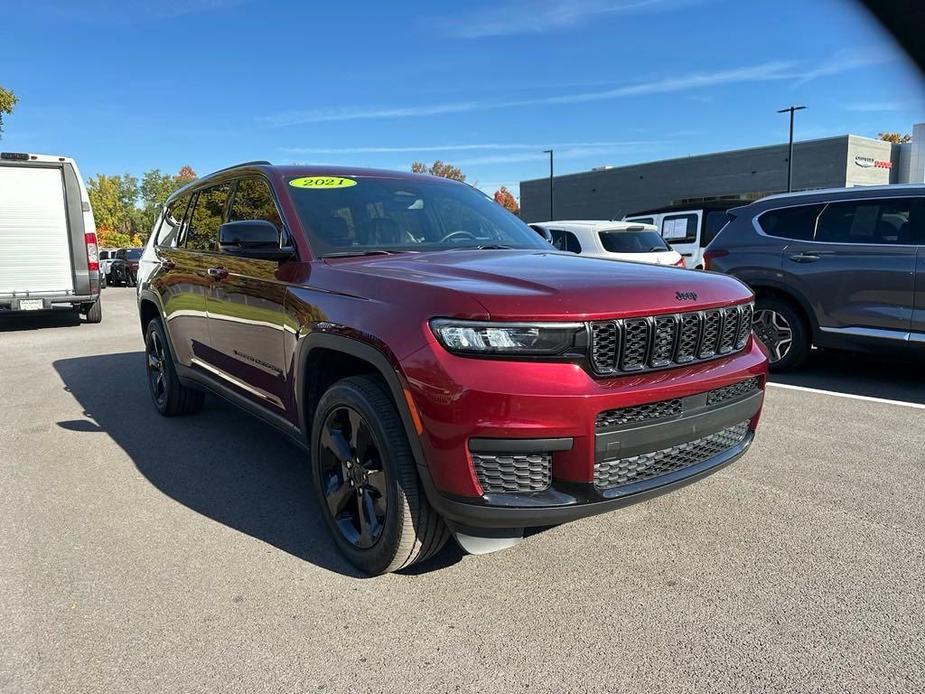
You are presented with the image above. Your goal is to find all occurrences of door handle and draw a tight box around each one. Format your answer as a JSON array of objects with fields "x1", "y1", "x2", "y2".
[
  {"x1": 207, "y1": 266, "x2": 229, "y2": 280},
  {"x1": 787, "y1": 253, "x2": 820, "y2": 263}
]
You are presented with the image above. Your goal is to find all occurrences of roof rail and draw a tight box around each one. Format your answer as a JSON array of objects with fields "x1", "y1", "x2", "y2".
[{"x1": 210, "y1": 160, "x2": 272, "y2": 175}]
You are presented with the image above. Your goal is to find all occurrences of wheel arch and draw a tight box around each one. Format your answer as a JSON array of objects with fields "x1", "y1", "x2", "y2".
[
  {"x1": 295, "y1": 333, "x2": 429, "y2": 472},
  {"x1": 746, "y1": 280, "x2": 817, "y2": 338}
]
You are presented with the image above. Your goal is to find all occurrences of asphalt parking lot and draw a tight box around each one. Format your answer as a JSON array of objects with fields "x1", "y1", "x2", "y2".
[{"x1": 1, "y1": 286, "x2": 923, "y2": 693}]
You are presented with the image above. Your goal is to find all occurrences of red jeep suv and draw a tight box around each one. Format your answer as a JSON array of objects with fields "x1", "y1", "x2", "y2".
[{"x1": 137, "y1": 162, "x2": 767, "y2": 574}]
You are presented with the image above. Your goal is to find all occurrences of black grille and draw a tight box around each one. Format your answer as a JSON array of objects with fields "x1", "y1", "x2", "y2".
[
  {"x1": 588, "y1": 303, "x2": 753, "y2": 376},
  {"x1": 472, "y1": 452, "x2": 551, "y2": 493},
  {"x1": 594, "y1": 421, "x2": 750, "y2": 489},
  {"x1": 650, "y1": 316, "x2": 678, "y2": 367},
  {"x1": 676, "y1": 313, "x2": 700, "y2": 363},
  {"x1": 699, "y1": 310, "x2": 722, "y2": 358},
  {"x1": 621, "y1": 319, "x2": 649, "y2": 371},
  {"x1": 706, "y1": 377, "x2": 760, "y2": 406},
  {"x1": 718, "y1": 307, "x2": 739, "y2": 354},
  {"x1": 590, "y1": 321, "x2": 619, "y2": 374},
  {"x1": 736, "y1": 303, "x2": 753, "y2": 349},
  {"x1": 596, "y1": 398, "x2": 682, "y2": 430}
]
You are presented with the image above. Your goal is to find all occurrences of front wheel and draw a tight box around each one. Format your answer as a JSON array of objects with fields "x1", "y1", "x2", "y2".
[
  {"x1": 753, "y1": 297, "x2": 810, "y2": 372},
  {"x1": 311, "y1": 375, "x2": 447, "y2": 575}
]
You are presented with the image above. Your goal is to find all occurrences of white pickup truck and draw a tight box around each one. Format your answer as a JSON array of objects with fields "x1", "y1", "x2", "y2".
[{"x1": 0, "y1": 152, "x2": 102, "y2": 322}]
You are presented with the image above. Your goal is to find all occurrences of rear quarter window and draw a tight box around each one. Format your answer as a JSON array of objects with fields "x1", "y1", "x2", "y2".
[{"x1": 757, "y1": 204, "x2": 825, "y2": 240}]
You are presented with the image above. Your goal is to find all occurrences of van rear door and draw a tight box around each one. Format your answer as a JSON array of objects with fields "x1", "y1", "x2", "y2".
[{"x1": 0, "y1": 165, "x2": 75, "y2": 295}]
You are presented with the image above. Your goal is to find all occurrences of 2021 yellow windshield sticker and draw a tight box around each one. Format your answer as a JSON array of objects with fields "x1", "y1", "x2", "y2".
[{"x1": 289, "y1": 176, "x2": 357, "y2": 189}]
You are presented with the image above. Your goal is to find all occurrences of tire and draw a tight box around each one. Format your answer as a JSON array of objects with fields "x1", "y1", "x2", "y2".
[
  {"x1": 84, "y1": 299, "x2": 103, "y2": 324},
  {"x1": 754, "y1": 296, "x2": 810, "y2": 372},
  {"x1": 311, "y1": 375, "x2": 448, "y2": 575},
  {"x1": 144, "y1": 317, "x2": 204, "y2": 416}
]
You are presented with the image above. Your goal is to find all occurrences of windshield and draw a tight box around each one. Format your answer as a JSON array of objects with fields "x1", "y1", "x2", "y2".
[
  {"x1": 287, "y1": 176, "x2": 548, "y2": 257},
  {"x1": 599, "y1": 230, "x2": 670, "y2": 253}
]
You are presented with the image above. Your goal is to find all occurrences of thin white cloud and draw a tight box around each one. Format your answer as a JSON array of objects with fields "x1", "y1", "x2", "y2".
[
  {"x1": 844, "y1": 100, "x2": 920, "y2": 113},
  {"x1": 438, "y1": 0, "x2": 699, "y2": 39},
  {"x1": 790, "y1": 49, "x2": 892, "y2": 86},
  {"x1": 261, "y1": 52, "x2": 890, "y2": 128},
  {"x1": 261, "y1": 60, "x2": 794, "y2": 127},
  {"x1": 282, "y1": 141, "x2": 648, "y2": 155},
  {"x1": 454, "y1": 145, "x2": 650, "y2": 166}
]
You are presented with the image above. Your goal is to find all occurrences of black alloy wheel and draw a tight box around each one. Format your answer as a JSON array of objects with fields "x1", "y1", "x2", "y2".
[
  {"x1": 147, "y1": 328, "x2": 169, "y2": 408},
  {"x1": 318, "y1": 406, "x2": 388, "y2": 549}
]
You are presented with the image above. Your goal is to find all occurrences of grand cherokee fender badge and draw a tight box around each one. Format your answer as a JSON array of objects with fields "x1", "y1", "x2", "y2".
[{"x1": 675, "y1": 291, "x2": 698, "y2": 301}]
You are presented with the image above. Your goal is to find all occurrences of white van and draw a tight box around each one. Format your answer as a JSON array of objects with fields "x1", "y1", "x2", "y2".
[
  {"x1": 624, "y1": 200, "x2": 745, "y2": 269},
  {"x1": 0, "y1": 152, "x2": 102, "y2": 322}
]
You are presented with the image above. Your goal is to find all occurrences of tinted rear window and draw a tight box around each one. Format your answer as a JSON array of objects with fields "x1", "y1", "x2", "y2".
[
  {"x1": 599, "y1": 230, "x2": 669, "y2": 253},
  {"x1": 757, "y1": 204, "x2": 825, "y2": 240},
  {"x1": 125, "y1": 248, "x2": 142, "y2": 260}
]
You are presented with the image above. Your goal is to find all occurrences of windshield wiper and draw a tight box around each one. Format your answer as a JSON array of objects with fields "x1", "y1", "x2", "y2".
[
  {"x1": 447, "y1": 244, "x2": 514, "y2": 251},
  {"x1": 322, "y1": 249, "x2": 396, "y2": 259}
]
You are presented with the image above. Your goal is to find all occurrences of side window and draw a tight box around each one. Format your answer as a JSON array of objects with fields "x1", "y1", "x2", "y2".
[
  {"x1": 549, "y1": 229, "x2": 581, "y2": 253},
  {"x1": 229, "y1": 177, "x2": 283, "y2": 232},
  {"x1": 156, "y1": 194, "x2": 191, "y2": 248},
  {"x1": 757, "y1": 204, "x2": 825, "y2": 241},
  {"x1": 184, "y1": 184, "x2": 230, "y2": 251},
  {"x1": 661, "y1": 213, "x2": 698, "y2": 244},
  {"x1": 815, "y1": 199, "x2": 916, "y2": 245}
]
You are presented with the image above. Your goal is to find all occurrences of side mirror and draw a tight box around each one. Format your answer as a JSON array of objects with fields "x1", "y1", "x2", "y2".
[{"x1": 219, "y1": 220, "x2": 294, "y2": 261}]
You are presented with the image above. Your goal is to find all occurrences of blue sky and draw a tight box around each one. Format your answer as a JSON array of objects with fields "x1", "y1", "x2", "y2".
[{"x1": 2, "y1": 0, "x2": 923, "y2": 198}]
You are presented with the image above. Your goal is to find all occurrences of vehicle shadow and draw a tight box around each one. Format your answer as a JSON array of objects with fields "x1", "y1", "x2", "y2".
[
  {"x1": 770, "y1": 348, "x2": 925, "y2": 405},
  {"x1": 0, "y1": 309, "x2": 82, "y2": 332},
  {"x1": 52, "y1": 351, "x2": 463, "y2": 577}
]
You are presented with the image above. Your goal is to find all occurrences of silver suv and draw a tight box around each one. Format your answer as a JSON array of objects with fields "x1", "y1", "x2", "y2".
[{"x1": 704, "y1": 185, "x2": 925, "y2": 371}]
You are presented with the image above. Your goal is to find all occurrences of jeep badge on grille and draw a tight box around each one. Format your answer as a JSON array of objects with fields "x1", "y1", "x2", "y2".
[{"x1": 676, "y1": 291, "x2": 698, "y2": 301}]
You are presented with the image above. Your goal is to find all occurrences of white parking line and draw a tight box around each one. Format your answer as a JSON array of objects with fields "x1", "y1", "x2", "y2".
[{"x1": 767, "y1": 382, "x2": 925, "y2": 410}]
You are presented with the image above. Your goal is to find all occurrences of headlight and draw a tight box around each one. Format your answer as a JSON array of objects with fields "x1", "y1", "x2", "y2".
[{"x1": 430, "y1": 319, "x2": 583, "y2": 356}]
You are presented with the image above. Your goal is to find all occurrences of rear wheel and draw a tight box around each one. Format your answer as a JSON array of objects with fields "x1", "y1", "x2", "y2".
[
  {"x1": 144, "y1": 318, "x2": 204, "y2": 416},
  {"x1": 83, "y1": 299, "x2": 102, "y2": 324},
  {"x1": 753, "y1": 296, "x2": 809, "y2": 372},
  {"x1": 311, "y1": 375, "x2": 448, "y2": 575}
]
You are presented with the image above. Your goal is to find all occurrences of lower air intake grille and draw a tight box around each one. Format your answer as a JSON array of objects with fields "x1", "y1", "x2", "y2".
[
  {"x1": 596, "y1": 398, "x2": 683, "y2": 430},
  {"x1": 706, "y1": 377, "x2": 760, "y2": 406},
  {"x1": 473, "y1": 452, "x2": 551, "y2": 493},
  {"x1": 594, "y1": 421, "x2": 750, "y2": 489}
]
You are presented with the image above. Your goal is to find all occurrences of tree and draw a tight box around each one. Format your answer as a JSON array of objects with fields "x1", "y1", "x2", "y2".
[
  {"x1": 878, "y1": 132, "x2": 912, "y2": 144},
  {"x1": 96, "y1": 227, "x2": 133, "y2": 249},
  {"x1": 410, "y1": 160, "x2": 466, "y2": 182},
  {"x1": 0, "y1": 86, "x2": 18, "y2": 137},
  {"x1": 137, "y1": 166, "x2": 197, "y2": 240},
  {"x1": 87, "y1": 165, "x2": 197, "y2": 245},
  {"x1": 493, "y1": 186, "x2": 519, "y2": 214},
  {"x1": 87, "y1": 174, "x2": 140, "y2": 236}
]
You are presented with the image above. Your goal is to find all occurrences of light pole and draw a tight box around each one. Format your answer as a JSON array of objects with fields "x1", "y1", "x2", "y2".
[
  {"x1": 543, "y1": 149, "x2": 554, "y2": 220},
  {"x1": 777, "y1": 105, "x2": 806, "y2": 193}
]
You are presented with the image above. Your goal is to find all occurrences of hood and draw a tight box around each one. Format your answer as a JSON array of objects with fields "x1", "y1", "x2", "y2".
[{"x1": 324, "y1": 249, "x2": 752, "y2": 321}]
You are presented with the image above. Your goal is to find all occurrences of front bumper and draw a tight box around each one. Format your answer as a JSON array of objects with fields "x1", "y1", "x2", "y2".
[
  {"x1": 402, "y1": 335, "x2": 766, "y2": 527},
  {"x1": 420, "y1": 430, "x2": 753, "y2": 529}
]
